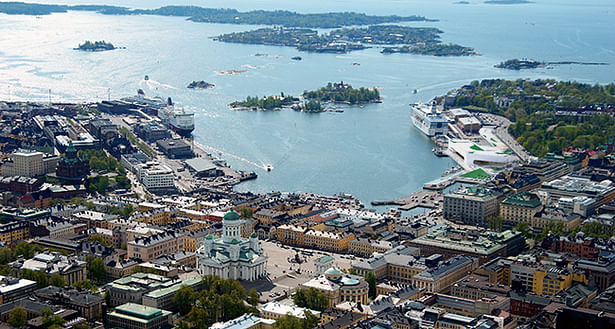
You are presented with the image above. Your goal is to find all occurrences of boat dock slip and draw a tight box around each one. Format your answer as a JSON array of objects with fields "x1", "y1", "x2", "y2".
[{"x1": 371, "y1": 190, "x2": 443, "y2": 211}]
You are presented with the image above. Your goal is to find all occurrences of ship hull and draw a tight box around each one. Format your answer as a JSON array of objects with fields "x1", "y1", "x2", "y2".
[{"x1": 169, "y1": 123, "x2": 194, "y2": 136}]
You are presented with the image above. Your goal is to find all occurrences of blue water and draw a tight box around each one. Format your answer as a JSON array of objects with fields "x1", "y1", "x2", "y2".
[{"x1": 0, "y1": 0, "x2": 613, "y2": 206}]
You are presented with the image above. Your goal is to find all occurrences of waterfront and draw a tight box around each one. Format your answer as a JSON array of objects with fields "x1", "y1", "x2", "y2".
[{"x1": 0, "y1": 0, "x2": 613, "y2": 205}]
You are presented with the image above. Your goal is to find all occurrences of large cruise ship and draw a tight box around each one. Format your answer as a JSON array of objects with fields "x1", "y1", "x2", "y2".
[
  {"x1": 410, "y1": 102, "x2": 449, "y2": 137},
  {"x1": 158, "y1": 97, "x2": 195, "y2": 137},
  {"x1": 123, "y1": 90, "x2": 195, "y2": 136}
]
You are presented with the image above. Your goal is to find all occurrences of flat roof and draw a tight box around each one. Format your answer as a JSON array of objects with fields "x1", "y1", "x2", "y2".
[{"x1": 185, "y1": 158, "x2": 217, "y2": 172}]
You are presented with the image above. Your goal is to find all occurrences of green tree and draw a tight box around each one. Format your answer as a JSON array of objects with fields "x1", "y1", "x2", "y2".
[
  {"x1": 173, "y1": 285, "x2": 196, "y2": 315},
  {"x1": 41, "y1": 308, "x2": 65, "y2": 329},
  {"x1": 247, "y1": 289, "x2": 259, "y2": 306},
  {"x1": 87, "y1": 257, "x2": 107, "y2": 283},
  {"x1": 515, "y1": 222, "x2": 532, "y2": 239},
  {"x1": 176, "y1": 320, "x2": 190, "y2": 329},
  {"x1": 293, "y1": 288, "x2": 328, "y2": 312},
  {"x1": 49, "y1": 274, "x2": 66, "y2": 287},
  {"x1": 0, "y1": 247, "x2": 14, "y2": 265},
  {"x1": 239, "y1": 207, "x2": 253, "y2": 219},
  {"x1": 488, "y1": 216, "x2": 504, "y2": 232},
  {"x1": 8, "y1": 306, "x2": 27, "y2": 327},
  {"x1": 365, "y1": 271, "x2": 377, "y2": 299},
  {"x1": 72, "y1": 280, "x2": 98, "y2": 292}
]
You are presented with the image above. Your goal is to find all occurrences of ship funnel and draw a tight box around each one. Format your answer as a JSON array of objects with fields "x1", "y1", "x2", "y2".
[{"x1": 167, "y1": 97, "x2": 173, "y2": 106}]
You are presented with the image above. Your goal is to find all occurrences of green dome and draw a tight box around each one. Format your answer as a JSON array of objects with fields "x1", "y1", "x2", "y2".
[
  {"x1": 206, "y1": 234, "x2": 214, "y2": 240},
  {"x1": 224, "y1": 210, "x2": 240, "y2": 221},
  {"x1": 325, "y1": 268, "x2": 342, "y2": 275},
  {"x1": 250, "y1": 232, "x2": 258, "y2": 238},
  {"x1": 231, "y1": 239, "x2": 239, "y2": 245}
]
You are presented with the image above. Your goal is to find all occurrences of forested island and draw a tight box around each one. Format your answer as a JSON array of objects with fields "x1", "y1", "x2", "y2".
[
  {"x1": 75, "y1": 40, "x2": 116, "y2": 52},
  {"x1": 229, "y1": 82, "x2": 379, "y2": 112},
  {"x1": 187, "y1": 81, "x2": 215, "y2": 89},
  {"x1": 215, "y1": 25, "x2": 475, "y2": 56},
  {"x1": 303, "y1": 82, "x2": 381, "y2": 104},
  {"x1": 441, "y1": 79, "x2": 615, "y2": 156},
  {"x1": 496, "y1": 58, "x2": 608, "y2": 70},
  {"x1": 382, "y1": 43, "x2": 477, "y2": 56},
  {"x1": 229, "y1": 94, "x2": 300, "y2": 111},
  {"x1": 495, "y1": 59, "x2": 544, "y2": 70},
  {"x1": 0, "y1": 2, "x2": 433, "y2": 28}
]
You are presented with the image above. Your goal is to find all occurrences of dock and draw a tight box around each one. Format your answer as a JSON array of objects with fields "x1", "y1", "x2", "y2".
[{"x1": 372, "y1": 190, "x2": 443, "y2": 211}]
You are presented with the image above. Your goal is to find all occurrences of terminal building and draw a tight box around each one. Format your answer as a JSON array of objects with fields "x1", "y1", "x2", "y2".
[{"x1": 156, "y1": 138, "x2": 193, "y2": 159}]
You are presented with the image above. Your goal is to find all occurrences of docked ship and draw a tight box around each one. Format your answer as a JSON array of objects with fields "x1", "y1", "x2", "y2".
[
  {"x1": 122, "y1": 90, "x2": 195, "y2": 136},
  {"x1": 410, "y1": 102, "x2": 448, "y2": 137},
  {"x1": 158, "y1": 97, "x2": 195, "y2": 136}
]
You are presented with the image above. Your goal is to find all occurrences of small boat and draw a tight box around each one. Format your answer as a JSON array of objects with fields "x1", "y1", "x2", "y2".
[
  {"x1": 265, "y1": 165, "x2": 273, "y2": 172},
  {"x1": 352, "y1": 62, "x2": 360, "y2": 66},
  {"x1": 144, "y1": 75, "x2": 149, "y2": 81},
  {"x1": 413, "y1": 89, "x2": 418, "y2": 94},
  {"x1": 291, "y1": 56, "x2": 302, "y2": 61}
]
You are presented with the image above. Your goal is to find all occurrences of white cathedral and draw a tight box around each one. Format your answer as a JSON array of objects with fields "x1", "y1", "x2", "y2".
[{"x1": 196, "y1": 209, "x2": 268, "y2": 281}]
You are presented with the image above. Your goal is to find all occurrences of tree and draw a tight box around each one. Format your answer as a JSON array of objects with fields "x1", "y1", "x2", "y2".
[
  {"x1": 365, "y1": 272, "x2": 377, "y2": 299},
  {"x1": 275, "y1": 314, "x2": 304, "y2": 329},
  {"x1": 8, "y1": 306, "x2": 27, "y2": 327},
  {"x1": 239, "y1": 207, "x2": 253, "y2": 219},
  {"x1": 173, "y1": 285, "x2": 196, "y2": 315},
  {"x1": 176, "y1": 320, "x2": 190, "y2": 329},
  {"x1": 73, "y1": 280, "x2": 97, "y2": 292},
  {"x1": 0, "y1": 247, "x2": 14, "y2": 265},
  {"x1": 293, "y1": 288, "x2": 328, "y2": 312},
  {"x1": 41, "y1": 308, "x2": 65, "y2": 329},
  {"x1": 247, "y1": 289, "x2": 259, "y2": 306},
  {"x1": 488, "y1": 216, "x2": 504, "y2": 232},
  {"x1": 49, "y1": 274, "x2": 66, "y2": 287},
  {"x1": 515, "y1": 222, "x2": 532, "y2": 239},
  {"x1": 87, "y1": 257, "x2": 106, "y2": 283}
]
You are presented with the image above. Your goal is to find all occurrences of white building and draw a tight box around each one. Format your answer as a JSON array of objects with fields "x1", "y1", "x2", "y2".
[
  {"x1": 1, "y1": 150, "x2": 58, "y2": 177},
  {"x1": 196, "y1": 210, "x2": 267, "y2": 281},
  {"x1": 136, "y1": 161, "x2": 174, "y2": 189}
]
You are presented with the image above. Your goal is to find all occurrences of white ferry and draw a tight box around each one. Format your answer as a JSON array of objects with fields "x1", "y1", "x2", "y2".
[{"x1": 410, "y1": 102, "x2": 448, "y2": 137}]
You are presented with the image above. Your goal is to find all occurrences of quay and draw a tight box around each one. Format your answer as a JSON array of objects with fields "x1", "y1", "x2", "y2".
[{"x1": 371, "y1": 190, "x2": 443, "y2": 211}]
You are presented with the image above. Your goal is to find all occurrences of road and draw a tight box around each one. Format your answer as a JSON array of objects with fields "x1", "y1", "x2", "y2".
[{"x1": 479, "y1": 113, "x2": 532, "y2": 162}]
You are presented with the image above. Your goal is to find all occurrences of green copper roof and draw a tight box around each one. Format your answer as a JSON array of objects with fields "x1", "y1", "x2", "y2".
[
  {"x1": 250, "y1": 232, "x2": 258, "y2": 238},
  {"x1": 325, "y1": 268, "x2": 341, "y2": 275},
  {"x1": 224, "y1": 209, "x2": 240, "y2": 221},
  {"x1": 206, "y1": 234, "x2": 214, "y2": 240},
  {"x1": 66, "y1": 141, "x2": 76, "y2": 153}
]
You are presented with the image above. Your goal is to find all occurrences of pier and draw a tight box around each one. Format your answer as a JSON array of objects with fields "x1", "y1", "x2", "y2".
[{"x1": 372, "y1": 190, "x2": 443, "y2": 211}]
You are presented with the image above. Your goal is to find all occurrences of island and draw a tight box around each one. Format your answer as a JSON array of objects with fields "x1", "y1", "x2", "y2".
[
  {"x1": 382, "y1": 43, "x2": 477, "y2": 56},
  {"x1": 0, "y1": 2, "x2": 434, "y2": 28},
  {"x1": 215, "y1": 25, "x2": 475, "y2": 56},
  {"x1": 495, "y1": 58, "x2": 609, "y2": 70},
  {"x1": 495, "y1": 59, "x2": 544, "y2": 70},
  {"x1": 75, "y1": 40, "x2": 116, "y2": 52},
  {"x1": 187, "y1": 80, "x2": 215, "y2": 89},
  {"x1": 229, "y1": 94, "x2": 300, "y2": 111},
  {"x1": 303, "y1": 81, "x2": 381, "y2": 105}
]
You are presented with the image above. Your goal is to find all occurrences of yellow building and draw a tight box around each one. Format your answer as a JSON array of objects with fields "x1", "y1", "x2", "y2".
[
  {"x1": 0, "y1": 221, "x2": 29, "y2": 244},
  {"x1": 131, "y1": 208, "x2": 179, "y2": 226},
  {"x1": 500, "y1": 192, "x2": 543, "y2": 226},
  {"x1": 302, "y1": 268, "x2": 369, "y2": 308},
  {"x1": 532, "y1": 267, "x2": 587, "y2": 296}
]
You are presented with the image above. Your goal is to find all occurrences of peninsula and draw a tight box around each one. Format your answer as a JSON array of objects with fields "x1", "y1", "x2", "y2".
[
  {"x1": 0, "y1": 2, "x2": 433, "y2": 28},
  {"x1": 215, "y1": 25, "x2": 475, "y2": 56},
  {"x1": 187, "y1": 81, "x2": 215, "y2": 89},
  {"x1": 74, "y1": 40, "x2": 116, "y2": 52}
]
